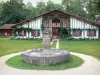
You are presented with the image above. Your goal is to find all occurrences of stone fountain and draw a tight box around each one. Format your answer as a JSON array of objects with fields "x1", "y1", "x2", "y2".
[{"x1": 21, "y1": 29, "x2": 70, "y2": 66}]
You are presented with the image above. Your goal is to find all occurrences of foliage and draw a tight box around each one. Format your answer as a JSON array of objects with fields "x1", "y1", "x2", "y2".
[
  {"x1": 0, "y1": 0, "x2": 63, "y2": 26},
  {"x1": 0, "y1": 0, "x2": 27, "y2": 25},
  {"x1": 0, "y1": 2, "x2": 4, "y2": 25},
  {"x1": 62, "y1": 0, "x2": 86, "y2": 18},
  {"x1": 97, "y1": 0, "x2": 100, "y2": 10},
  {"x1": 41, "y1": 19, "x2": 44, "y2": 31},
  {"x1": 35, "y1": 1, "x2": 46, "y2": 15},
  {"x1": 84, "y1": 0, "x2": 98, "y2": 20},
  {"x1": 62, "y1": 0, "x2": 100, "y2": 21},
  {"x1": 80, "y1": 0, "x2": 100, "y2": 21},
  {"x1": 6, "y1": 55, "x2": 84, "y2": 70},
  {"x1": 45, "y1": 0, "x2": 63, "y2": 12},
  {"x1": 58, "y1": 27, "x2": 68, "y2": 39},
  {"x1": 0, "y1": 0, "x2": 100, "y2": 26},
  {"x1": 24, "y1": 2, "x2": 36, "y2": 19},
  {"x1": 13, "y1": 27, "x2": 33, "y2": 36},
  {"x1": 95, "y1": 0, "x2": 100, "y2": 21}
]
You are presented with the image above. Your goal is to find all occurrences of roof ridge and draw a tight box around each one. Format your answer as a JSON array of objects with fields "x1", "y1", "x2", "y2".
[{"x1": 11, "y1": 10, "x2": 100, "y2": 28}]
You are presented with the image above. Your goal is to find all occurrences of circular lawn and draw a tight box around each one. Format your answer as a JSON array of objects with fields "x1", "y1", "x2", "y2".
[{"x1": 6, "y1": 55, "x2": 84, "y2": 70}]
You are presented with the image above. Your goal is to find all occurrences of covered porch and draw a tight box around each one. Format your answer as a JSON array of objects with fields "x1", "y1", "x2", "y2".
[{"x1": 42, "y1": 11, "x2": 70, "y2": 39}]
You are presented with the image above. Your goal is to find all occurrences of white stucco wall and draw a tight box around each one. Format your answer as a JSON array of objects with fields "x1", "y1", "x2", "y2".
[
  {"x1": 70, "y1": 17, "x2": 99, "y2": 39},
  {"x1": 17, "y1": 17, "x2": 42, "y2": 38},
  {"x1": 70, "y1": 18, "x2": 98, "y2": 29}
]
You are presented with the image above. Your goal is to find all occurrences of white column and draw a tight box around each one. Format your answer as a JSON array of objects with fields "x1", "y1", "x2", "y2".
[
  {"x1": 26, "y1": 31, "x2": 28, "y2": 38},
  {"x1": 73, "y1": 18, "x2": 75, "y2": 29},
  {"x1": 16, "y1": 31, "x2": 18, "y2": 36},
  {"x1": 29, "y1": 31, "x2": 31, "y2": 38},
  {"x1": 40, "y1": 18, "x2": 43, "y2": 38},
  {"x1": 82, "y1": 30, "x2": 85, "y2": 39},
  {"x1": 36, "y1": 20, "x2": 37, "y2": 29},
  {"x1": 40, "y1": 30, "x2": 42, "y2": 38},
  {"x1": 72, "y1": 18, "x2": 74, "y2": 29},
  {"x1": 96, "y1": 30, "x2": 99, "y2": 39},
  {"x1": 84, "y1": 30, "x2": 87, "y2": 38},
  {"x1": 75, "y1": 19, "x2": 77, "y2": 29},
  {"x1": 77, "y1": 20, "x2": 79, "y2": 29},
  {"x1": 16, "y1": 31, "x2": 18, "y2": 38},
  {"x1": 70, "y1": 18, "x2": 72, "y2": 29}
]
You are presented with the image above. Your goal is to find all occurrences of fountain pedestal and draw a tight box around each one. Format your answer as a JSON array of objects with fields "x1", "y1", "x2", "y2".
[
  {"x1": 42, "y1": 30, "x2": 51, "y2": 49},
  {"x1": 21, "y1": 30, "x2": 70, "y2": 66}
]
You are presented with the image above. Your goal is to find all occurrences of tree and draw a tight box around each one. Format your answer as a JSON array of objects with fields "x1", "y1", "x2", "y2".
[
  {"x1": 35, "y1": 0, "x2": 63, "y2": 15},
  {"x1": 0, "y1": 0, "x2": 26, "y2": 25},
  {"x1": 94, "y1": 0, "x2": 100, "y2": 21},
  {"x1": 55, "y1": 4, "x2": 63, "y2": 11},
  {"x1": 0, "y1": 2, "x2": 4, "y2": 25},
  {"x1": 44, "y1": 0, "x2": 63, "y2": 12},
  {"x1": 24, "y1": 2, "x2": 36, "y2": 18},
  {"x1": 62, "y1": 0, "x2": 86, "y2": 18},
  {"x1": 62, "y1": 0, "x2": 70, "y2": 11},
  {"x1": 0, "y1": 0, "x2": 99, "y2": 26},
  {"x1": 85, "y1": 0, "x2": 98, "y2": 20},
  {"x1": 80, "y1": 0, "x2": 100, "y2": 21},
  {"x1": 97, "y1": 0, "x2": 100, "y2": 10},
  {"x1": 45, "y1": 0, "x2": 58, "y2": 11},
  {"x1": 35, "y1": 1, "x2": 46, "y2": 15}
]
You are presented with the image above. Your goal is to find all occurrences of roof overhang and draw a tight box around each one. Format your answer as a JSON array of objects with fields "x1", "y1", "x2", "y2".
[{"x1": 11, "y1": 10, "x2": 100, "y2": 28}]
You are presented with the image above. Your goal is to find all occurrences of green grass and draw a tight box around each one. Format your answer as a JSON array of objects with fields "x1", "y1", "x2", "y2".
[
  {"x1": 6, "y1": 55, "x2": 84, "y2": 70},
  {"x1": 0, "y1": 38, "x2": 42, "y2": 56},
  {"x1": 51, "y1": 41, "x2": 57, "y2": 48},
  {"x1": 0, "y1": 38, "x2": 100, "y2": 59},
  {"x1": 60, "y1": 40, "x2": 100, "y2": 59}
]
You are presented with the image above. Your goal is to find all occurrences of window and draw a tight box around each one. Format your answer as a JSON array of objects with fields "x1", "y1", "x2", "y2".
[
  {"x1": 18, "y1": 31, "x2": 22, "y2": 36},
  {"x1": 24, "y1": 31, "x2": 26, "y2": 36},
  {"x1": 5, "y1": 32, "x2": 7, "y2": 36},
  {"x1": 73, "y1": 29, "x2": 82, "y2": 37},
  {"x1": 63, "y1": 19, "x2": 68, "y2": 27},
  {"x1": 52, "y1": 19, "x2": 60, "y2": 27},
  {"x1": 87, "y1": 30, "x2": 96, "y2": 37},
  {"x1": 32, "y1": 31, "x2": 34, "y2": 36},
  {"x1": 22, "y1": 31, "x2": 24, "y2": 36},
  {"x1": 52, "y1": 19, "x2": 60, "y2": 23},
  {"x1": 31, "y1": 30, "x2": 40, "y2": 37}
]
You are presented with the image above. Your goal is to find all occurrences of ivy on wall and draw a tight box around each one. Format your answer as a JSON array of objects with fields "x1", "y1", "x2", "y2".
[
  {"x1": 41, "y1": 19, "x2": 44, "y2": 31},
  {"x1": 13, "y1": 27, "x2": 33, "y2": 36},
  {"x1": 58, "y1": 27, "x2": 68, "y2": 39}
]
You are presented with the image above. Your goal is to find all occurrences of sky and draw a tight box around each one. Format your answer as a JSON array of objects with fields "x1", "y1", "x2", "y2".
[{"x1": 0, "y1": 0, "x2": 61, "y2": 6}]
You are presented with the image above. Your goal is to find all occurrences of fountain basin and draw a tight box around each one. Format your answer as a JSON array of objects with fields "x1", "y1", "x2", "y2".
[{"x1": 21, "y1": 48, "x2": 70, "y2": 66}]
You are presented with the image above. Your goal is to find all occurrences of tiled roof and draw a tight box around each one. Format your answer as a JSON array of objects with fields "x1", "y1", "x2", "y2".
[
  {"x1": 0, "y1": 24, "x2": 15, "y2": 29},
  {"x1": 94, "y1": 22, "x2": 100, "y2": 25},
  {"x1": 11, "y1": 10, "x2": 100, "y2": 28}
]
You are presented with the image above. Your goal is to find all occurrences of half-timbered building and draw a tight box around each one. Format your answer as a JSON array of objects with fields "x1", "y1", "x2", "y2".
[{"x1": 12, "y1": 10, "x2": 100, "y2": 39}]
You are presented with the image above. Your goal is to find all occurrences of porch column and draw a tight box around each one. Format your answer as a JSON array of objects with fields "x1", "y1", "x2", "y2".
[
  {"x1": 15, "y1": 31, "x2": 18, "y2": 38},
  {"x1": 26, "y1": 31, "x2": 28, "y2": 38},
  {"x1": 96, "y1": 30, "x2": 99, "y2": 39},
  {"x1": 29, "y1": 31, "x2": 32, "y2": 38}
]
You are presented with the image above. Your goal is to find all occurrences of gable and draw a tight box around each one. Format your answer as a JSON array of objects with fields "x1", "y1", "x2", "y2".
[{"x1": 11, "y1": 10, "x2": 100, "y2": 28}]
